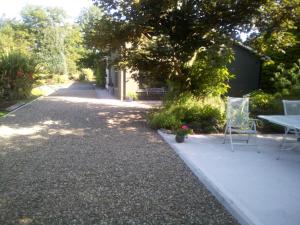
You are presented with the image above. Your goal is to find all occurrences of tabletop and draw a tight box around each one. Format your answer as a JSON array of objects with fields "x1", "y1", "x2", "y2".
[{"x1": 258, "y1": 115, "x2": 300, "y2": 130}]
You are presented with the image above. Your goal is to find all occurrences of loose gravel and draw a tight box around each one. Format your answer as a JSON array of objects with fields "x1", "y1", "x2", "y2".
[{"x1": 0, "y1": 82, "x2": 239, "y2": 225}]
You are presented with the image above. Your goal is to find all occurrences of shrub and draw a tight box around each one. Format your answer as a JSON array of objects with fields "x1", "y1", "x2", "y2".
[
  {"x1": 148, "y1": 94, "x2": 225, "y2": 133},
  {"x1": 186, "y1": 104, "x2": 225, "y2": 133},
  {"x1": 249, "y1": 90, "x2": 284, "y2": 132},
  {"x1": 69, "y1": 73, "x2": 80, "y2": 81},
  {"x1": 80, "y1": 68, "x2": 94, "y2": 81},
  {"x1": 148, "y1": 110, "x2": 182, "y2": 130},
  {"x1": 94, "y1": 63, "x2": 106, "y2": 87},
  {"x1": 127, "y1": 92, "x2": 138, "y2": 101},
  {"x1": 52, "y1": 74, "x2": 69, "y2": 84},
  {"x1": 0, "y1": 52, "x2": 36, "y2": 100},
  {"x1": 249, "y1": 91, "x2": 282, "y2": 116}
]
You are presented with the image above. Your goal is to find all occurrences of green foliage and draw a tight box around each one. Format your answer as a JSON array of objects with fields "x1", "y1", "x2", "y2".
[
  {"x1": 249, "y1": 91, "x2": 282, "y2": 116},
  {"x1": 149, "y1": 94, "x2": 225, "y2": 133},
  {"x1": 0, "y1": 5, "x2": 87, "y2": 88},
  {"x1": 90, "y1": 0, "x2": 267, "y2": 96},
  {"x1": 148, "y1": 110, "x2": 182, "y2": 130},
  {"x1": 21, "y1": 5, "x2": 69, "y2": 75},
  {"x1": 94, "y1": 63, "x2": 106, "y2": 87},
  {"x1": 37, "y1": 26, "x2": 68, "y2": 75},
  {"x1": 80, "y1": 68, "x2": 94, "y2": 81},
  {"x1": 248, "y1": 0, "x2": 300, "y2": 93},
  {"x1": 249, "y1": 88, "x2": 300, "y2": 132},
  {"x1": 127, "y1": 92, "x2": 138, "y2": 100},
  {"x1": 78, "y1": 6, "x2": 107, "y2": 85},
  {"x1": 0, "y1": 52, "x2": 36, "y2": 100},
  {"x1": 175, "y1": 125, "x2": 193, "y2": 137},
  {"x1": 51, "y1": 74, "x2": 69, "y2": 84},
  {"x1": 0, "y1": 19, "x2": 33, "y2": 56},
  {"x1": 184, "y1": 45, "x2": 234, "y2": 97},
  {"x1": 64, "y1": 25, "x2": 85, "y2": 75}
]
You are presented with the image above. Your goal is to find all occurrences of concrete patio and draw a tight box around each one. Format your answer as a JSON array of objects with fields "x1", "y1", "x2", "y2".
[{"x1": 158, "y1": 131, "x2": 300, "y2": 225}]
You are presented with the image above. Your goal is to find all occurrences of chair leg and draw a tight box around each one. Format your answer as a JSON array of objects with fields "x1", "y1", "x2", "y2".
[
  {"x1": 254, "y1": 132, "x2": 260, "y2": 153},
  {"x1": 246, "y1": 133, "x2": 251, "y2": 143},
  {"x1": 229, "y1": 127, "x2": 234, "y2": 152},
  {"x1": 223, "y1": 124, "x2": 228, "y2": 144},
  {"x1": 281, "y1": 128, "x2": 290, "y2": 149}
]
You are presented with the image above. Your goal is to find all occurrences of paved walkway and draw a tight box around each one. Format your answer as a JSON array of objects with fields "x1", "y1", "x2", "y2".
[
  {"x1": 159, "y1": 131, "x2": 300, "y2": 225},
  {"x1": 0, "y1": 82, "x2": 238, "y2": 225}
]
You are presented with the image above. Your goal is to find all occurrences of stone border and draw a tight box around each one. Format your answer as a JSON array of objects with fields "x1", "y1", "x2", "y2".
[{"x1": 0, "y1": 84, "x2": 63, "y2": 120}]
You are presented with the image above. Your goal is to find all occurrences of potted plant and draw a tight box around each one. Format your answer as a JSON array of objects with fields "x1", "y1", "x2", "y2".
[{"x1": 175, "y1": 125, "x2": 193, "y2": 143}]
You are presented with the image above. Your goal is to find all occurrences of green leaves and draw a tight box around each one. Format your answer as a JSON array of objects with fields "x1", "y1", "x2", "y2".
[
  {"x1": 0, "y1": 52, "x2": 37, "y2": 100},
  {"x1": 90, "y1": 0, "x2": 267, "y2": 97}
]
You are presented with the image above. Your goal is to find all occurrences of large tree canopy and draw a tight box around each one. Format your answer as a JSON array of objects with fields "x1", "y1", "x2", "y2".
[
  {"x1": 247, "y1": 0, "x2": 300, "y2": 93},
  {"x1": 90, "y1": 0, "x2": 267, "y2": 96}
]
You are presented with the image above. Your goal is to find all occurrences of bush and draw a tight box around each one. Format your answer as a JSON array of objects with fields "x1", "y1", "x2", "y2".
[
  {"x1": 249, "y1": 90, "x2": 284, "y2": 132},
  {"x1": 186, "y1": 105, "x2": 225, "y2": 133},
  {"x1": 127, "y1": 92, "x2": 138, "y2": 100},
  {"x1": 94, "y1": 63, "x2": 106, "y2": 87},
  {"x1": 148, "y1": 94, "x2": 225, "y2": 133},
  {"x1": 249, "y1": 91, "x2": 282, "y2": 116},
  {"x1": 52, "y1": 74, "x2": 69, "y2": 84},
  {"x1": 0, "y1": 52, "x2": 36, "y2": 100},
  {"x1": 148, "y1": 110, "x2": 182, "y2": 130},
  {"x1": 80, "y1": 68, "x2": 94, "y2": 81}
]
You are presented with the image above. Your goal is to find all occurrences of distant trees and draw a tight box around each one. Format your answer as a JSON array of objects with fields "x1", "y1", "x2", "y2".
[
  {"x1": 0, "y1": 5, "x2": 88, "y2": 100},
  {"x1": 0, "y1": 5, "x2": 86, "y2": 78},
  {"x1": 78, "y1": 6, "x2": 106, "y2": 87}
]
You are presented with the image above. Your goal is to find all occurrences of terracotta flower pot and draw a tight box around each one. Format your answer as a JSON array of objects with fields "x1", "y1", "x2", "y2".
[{"x1": 175, "y1": 134, "x2": 185, "y2": 143}]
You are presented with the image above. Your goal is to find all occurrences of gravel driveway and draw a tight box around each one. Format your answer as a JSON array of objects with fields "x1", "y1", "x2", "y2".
[{"x1": 0, "y1": 82, "x2": 239, "y2": 225}]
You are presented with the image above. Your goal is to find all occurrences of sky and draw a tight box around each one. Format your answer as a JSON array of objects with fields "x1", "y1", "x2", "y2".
[{"x1": 0, "y1": 0, "x2": 93, "y2": 22}]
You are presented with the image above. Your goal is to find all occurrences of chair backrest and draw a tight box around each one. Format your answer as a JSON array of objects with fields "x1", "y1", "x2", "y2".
[
  {"x1": 283, "y1": 100, "x2": 300, "y2": 115},
  {"x1": 226, "y1": 97, "x2": 250, "y2": 128}
]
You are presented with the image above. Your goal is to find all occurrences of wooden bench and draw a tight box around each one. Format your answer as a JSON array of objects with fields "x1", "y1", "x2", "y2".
[{"x1": 136, "y1": 88, "x2": 167, "y2": 100}]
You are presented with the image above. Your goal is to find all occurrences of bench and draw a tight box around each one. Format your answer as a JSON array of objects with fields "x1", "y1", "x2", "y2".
[{"x1": 136, "y1": 88, "x2": 167, "y2": 100}]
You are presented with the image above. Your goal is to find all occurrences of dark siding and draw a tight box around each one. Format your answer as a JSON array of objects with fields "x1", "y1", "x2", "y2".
[{"x1": 228, "y1": 45, "x2": 261, "y2": 97}]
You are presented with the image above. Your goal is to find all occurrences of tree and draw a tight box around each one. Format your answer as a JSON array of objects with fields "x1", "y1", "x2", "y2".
[
  {"x1": 64, "y1": 25, "x2": 85, "y2": 75},
  {"x1": 78, "y1": 6, "x2": 107, "y2": 86},
  {"x1": 0, "y1": 18, "x2": 33, "y2": 56},
  {"x1": 247, "y1": 0, "x2": 300, "y2": 93},
  {"x1": 91, "y1": 0, "x2": 267, "y2": 96},
  {"x1": 21, "y1": 5, "x2": 68, "y2": 75}
]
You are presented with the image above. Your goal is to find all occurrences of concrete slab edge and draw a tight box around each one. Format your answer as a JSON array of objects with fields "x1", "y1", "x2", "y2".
[
  {"x1": 157, "y1": 130, "x2": 263, "y2": 225},
  {"x1": 0, "y1": 86, "x2": 58, "y2": 120}
]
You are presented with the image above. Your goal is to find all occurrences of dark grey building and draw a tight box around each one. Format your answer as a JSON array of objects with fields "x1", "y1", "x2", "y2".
[{"x1": 228, "y1": 43, "x2": 263, "y2": 97}]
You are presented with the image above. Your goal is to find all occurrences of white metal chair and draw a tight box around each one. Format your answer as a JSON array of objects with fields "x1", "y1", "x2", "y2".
[
  {"x1": 281, "y1": 100, "x2": 300, "y2": 148},
  {"x1": 223, "y1": 97, "x2": 257, "y2": 151}
]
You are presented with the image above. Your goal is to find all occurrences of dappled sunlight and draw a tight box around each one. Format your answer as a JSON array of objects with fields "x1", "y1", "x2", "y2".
[
  {"x1": 46, "y1": 96, "x2": 159, "y2": 109},
  {"x1": 0, "y1": 125, "x2": 44, "y2": 138},
  {"x1": 0, "y1": 119, "x2": 76, "y2": 140},
  {"x1": 28, "y1": 134, "x2": 48, "y2": 140},
  {"x1": 42, "y1": 120, "x2": 61, "y2": 125},
  {"x1": 105, "y1": 110, "x2": 144, "y2": 131},
  {"x1": 48, "y1": 128, "x2": 86, "y2": 136},
  {"x1": 98, "y1": 112, "x2": 110, "y2": 116},
  {"x1": 18, "y1": 216, "x2": 33, "y2": 225}
]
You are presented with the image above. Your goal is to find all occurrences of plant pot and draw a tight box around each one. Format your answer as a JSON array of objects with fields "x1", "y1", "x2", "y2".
[{"x1": 175, "y1": 135, "x2": 185, "y2": 143}]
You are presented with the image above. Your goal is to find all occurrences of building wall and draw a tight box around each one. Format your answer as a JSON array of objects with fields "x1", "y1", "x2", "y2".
[{"x1": 228, "y1": 45, "x2": 261, "y2": 97}]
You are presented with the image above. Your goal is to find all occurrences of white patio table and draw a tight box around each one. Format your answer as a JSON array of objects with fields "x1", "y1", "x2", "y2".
[{"x1": 258, "y1": 115, "x2": 300, "y2": 150}]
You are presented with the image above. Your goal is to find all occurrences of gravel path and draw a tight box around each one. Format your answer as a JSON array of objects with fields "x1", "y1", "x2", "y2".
[{"x1": 0, "y1": 82, "x2": 239, "y2": 225}]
